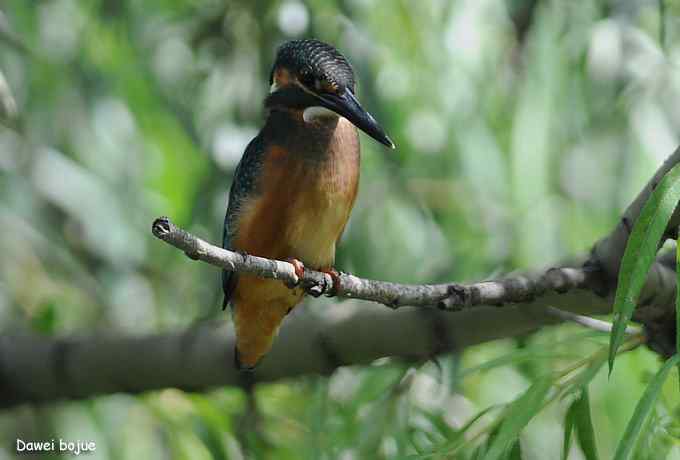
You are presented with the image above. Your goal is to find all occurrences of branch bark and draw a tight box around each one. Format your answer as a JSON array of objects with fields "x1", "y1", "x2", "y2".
[
  {"x1": 2, "y1": 147, "x2": 679, "y2": 409},
  {"x1": 0, "y1": 295, "x2": 604, "y2": 409},
  {"x1": 151, "y1": 217, "x2": 600, "y2": 311}
]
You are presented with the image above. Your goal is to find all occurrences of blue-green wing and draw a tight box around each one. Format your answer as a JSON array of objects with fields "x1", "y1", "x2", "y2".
[{"x1": 222, "y1": 134, "x2": 265, "y2": 308}]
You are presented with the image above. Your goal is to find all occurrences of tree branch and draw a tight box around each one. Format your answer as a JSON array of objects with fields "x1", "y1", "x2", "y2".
[
  {"x1": 591, "y1": 146, "x2": 680, "y2": 281},
  {"x1": 0, "y1": 297, "x2": 603, "y2": 409},
  {"x1": 151, "y1": 217, "x2": 600, "y2": 311},
  {"x1": 2, "y1": 146, "x2": 680, "y2": 409}
]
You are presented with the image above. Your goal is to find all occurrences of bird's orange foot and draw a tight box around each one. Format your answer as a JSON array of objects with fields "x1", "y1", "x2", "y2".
[{"x1": 284, "y1": 258, "x2": 305, "y2": 288}]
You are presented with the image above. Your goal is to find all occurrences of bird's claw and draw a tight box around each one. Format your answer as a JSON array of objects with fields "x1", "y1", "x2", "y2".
[
  {"x1": 321, "y1": 267, "x2": 342, "y2": 296},
  {"x1": 283, "y1": 259, "x2": 341, "y2": 297},
  {"x1": 303, "y1": 267, "x2": 341, "y2": 297},
  {"x1": 285, "y1": 258, "x2": 305, "y2": 288}
]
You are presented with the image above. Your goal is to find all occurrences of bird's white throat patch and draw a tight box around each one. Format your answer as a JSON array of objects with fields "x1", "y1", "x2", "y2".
[{"x1": 303, "y1": 106, "x2": 338, "y2": 123}]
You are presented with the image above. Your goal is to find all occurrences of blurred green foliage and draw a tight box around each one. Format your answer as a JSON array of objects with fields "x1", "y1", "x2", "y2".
[{"x1": 1, "y1": 0, "x2": 680, "y2": 458}]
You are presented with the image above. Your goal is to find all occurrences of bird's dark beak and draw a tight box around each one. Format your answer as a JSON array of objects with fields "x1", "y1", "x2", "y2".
[{"x1": 317, "y1": 90, "x2": 395, "y2": 149}]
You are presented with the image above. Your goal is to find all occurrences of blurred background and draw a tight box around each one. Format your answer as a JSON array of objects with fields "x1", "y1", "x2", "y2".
[{"x1": 1, "y1": 0, "x2": 680, "y2": 458}]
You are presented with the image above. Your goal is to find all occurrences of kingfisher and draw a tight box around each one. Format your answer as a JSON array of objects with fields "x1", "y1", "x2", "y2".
[{"x1": 222, "y1": 39, "x2": 394, "y2": 370}]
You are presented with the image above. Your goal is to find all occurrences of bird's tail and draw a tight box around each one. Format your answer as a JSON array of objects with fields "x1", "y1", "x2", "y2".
[{"x1": 232, "y1": 300, "x2": 292, "y2": 370}]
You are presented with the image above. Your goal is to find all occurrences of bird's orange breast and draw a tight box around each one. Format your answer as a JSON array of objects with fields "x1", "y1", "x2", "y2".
[
  {"x1": 231, "y1": 116, "x2": 360, "y2": 367},
  {"x1": 233, "y1": 117, "x2": 360, "y2": 267}
]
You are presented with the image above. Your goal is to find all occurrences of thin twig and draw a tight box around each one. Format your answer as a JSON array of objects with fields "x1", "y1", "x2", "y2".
[
  {"x1": 151, "y1": 217, "x2": 597, "y2": 311},
  {"x1": 545, "y1": 306, "x2": 642, "y2": 335}
]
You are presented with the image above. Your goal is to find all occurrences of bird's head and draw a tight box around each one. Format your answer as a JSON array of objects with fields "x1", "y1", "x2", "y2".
[{"x1": 266, "y1": 39, "x2": 394, "y2": 149}]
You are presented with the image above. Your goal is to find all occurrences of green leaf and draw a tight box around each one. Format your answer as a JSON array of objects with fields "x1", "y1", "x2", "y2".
[
  {"x1": 610, "y1": 163, "x2": 680, "y2": 374},
  {"x1": 485, "y1": 377, "x2": 552, "y2": 460},
  {"x1": 676, "y1": 235, "x2": 680, "y2": 389},
  {"x1": 562, "y1": 400, "x2": 576, "y2": 460},
  {"x1": 631, "y1": 410, "x2": 663, "y2": 460},
  {"x1": 573, "y1": 388, "x2": 599, "y2": 460},
  {"x1": 458, "y1": 331, "x2": 598, "y2": 380},
  {"x1": 30, "y1": 301, "x2": 57, "y2": 334},
  {"x1": 472, "y1": 442, "x2": 488, "y2": 460},
  {"x1": 429, "y1": 404, "x2": 504, "y2": 457},
  {"x1": 508, "y1": 439, "x2": 522, "y2": 460},
  {"x1": 613, "y1": 354, "x2": 680, "y2": 460},
  {"x1": 458, "y1": 350, "x2": 577, "y2": 379},
  {"x1": 563, "y1": 348, "x2": 608, "y2": 398},
  {"x1": 563, "y1": 389, "x2": 599, "y2": 460}
]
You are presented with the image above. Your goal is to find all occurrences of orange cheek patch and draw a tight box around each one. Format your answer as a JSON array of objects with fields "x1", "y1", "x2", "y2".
[{"x1": 273, "y1": 67, "x2": 294, "y2": 88}]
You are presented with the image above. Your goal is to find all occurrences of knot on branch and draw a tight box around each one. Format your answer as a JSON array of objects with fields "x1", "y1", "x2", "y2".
[
  {"x1": 637, "y1": 307, "x2": 676, "y2": 359},
  {"x1": 543, "y1": 268, "x2": 570, "y2": 294},
  {"x1": 295, "y1": 271, "x2": 334, "y2": 298},
  {"x1": 153, "y1": 216, "x2": 201, "y2": 260},
  {"x1": 152, "y1": 216, "x2": 172, "y2": 238},
  {"x1": 503, "y1": 276, "x2": 535, "y2": 303},
  {"x1": 438, "y1": 284, "x2": 470, "y2": 311},
  {"x1": 632, "y1": 260, "x2": 678, "y2": 358},
  {"x1": 581, "y1": 259, "x2": 610, "y2": 298}
]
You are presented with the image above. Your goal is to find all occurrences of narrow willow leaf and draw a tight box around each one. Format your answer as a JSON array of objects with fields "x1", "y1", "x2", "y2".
[
  {"x1": 573, "y1": 388, "x2": 599, "y2": 460},
  {"x1": 631, "y1": 410, "x2": 662, "y2": 460},
  {"x1": 676, "y1": 232, "x2": 680, "y2": 389},
  {"x1": 458, "y1": 331, "x2": 599, "y2": 380},
  {"x1": 610, "y1": 163, "x2": 680, "y2": 374},
  {"x1": 563, "y1": 349, "x2": 608, "y2": 397},
  {"x1": 613, "y1": 354, "x2": 680, "y2": 460},
  {"x1": 485, "y1": 377, "x2": 552, "y2": 460},
  {"x1": 509, "y1": 440, "x2": 522, "y2": 460},
  {"x1": 432, "y1": 404, "x2": 504, "y2": 457},
  {"x1": 472, "y1": 442, "x2": 488, "y2": 460},
  {"x1": 458, "y1": 350, "x2": 577, "y2": 379},
  {"x1": 562, "y1": 400, "x2": 576, "y2": 460}
]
